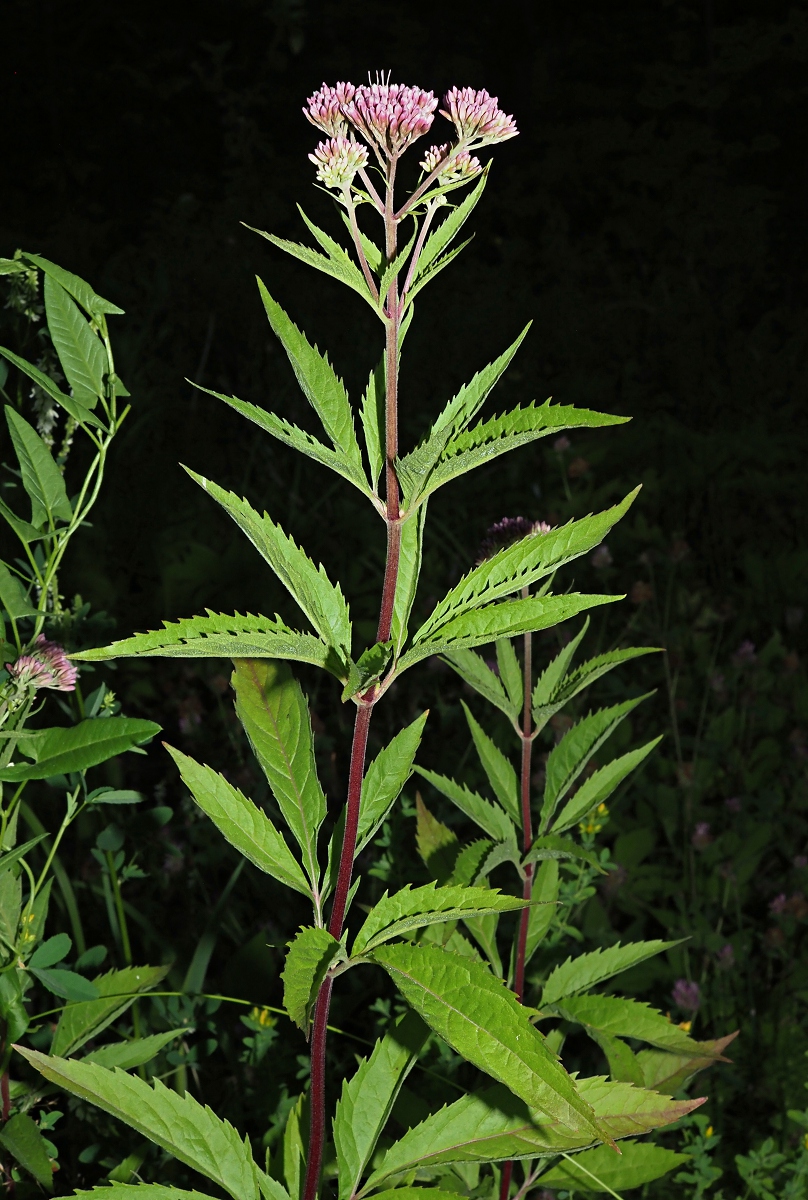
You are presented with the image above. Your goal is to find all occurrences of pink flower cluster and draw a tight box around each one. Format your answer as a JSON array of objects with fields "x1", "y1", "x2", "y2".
[
  {"x1": 441, "y1": 87, "x2": 518, "y2": 146},
  {"x1": 419, "y1": 143, "x2": 482, "y2": 184},
  {"x1": 7, "y1": 635, "x2": 77, "y2": 692},
  {"x1": 309, "y1": 136, "x2": 369, "y2": 191}
]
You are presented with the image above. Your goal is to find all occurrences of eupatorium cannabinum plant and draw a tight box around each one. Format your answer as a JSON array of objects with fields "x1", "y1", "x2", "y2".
[{"x1": 14, "y1": 77, "x2": 729, "y2": 1200}]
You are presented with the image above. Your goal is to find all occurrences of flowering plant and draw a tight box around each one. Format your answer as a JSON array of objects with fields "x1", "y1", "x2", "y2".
[{"x1": 16, "y1": 79, "x2": 729, "y2": 1199}]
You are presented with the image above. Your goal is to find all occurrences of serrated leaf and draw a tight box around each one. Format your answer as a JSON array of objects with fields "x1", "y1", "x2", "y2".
[
  {"x1": 401, "y1": 593, "x2": 620, "y2": 671},
  {"x1": 73, "y1": 1188, "x2": 218, "y2": 1200},
  {"x1": 449, "y1": 839, "x2": 492, "y2": 886},
  {"x1": 0, "y1": 347, "x2": 104, "y2": 428},
  {"x1": 540, "y1": 694, "x2": 652, "y2": 834},
  {"x1": 541, "y1": 940, "x2": 680, "y2": 1008},
  {"x1": 555, "y1": 994, "x2": 707, "y2": 1055},
  {"x1": 419, "y1": 493, "x2": 638, "y2": 644},
  {"x1": 249, "y1": 224, "x2": 375, "y2": 311},
  {"x1": 334, "y1": 1010, "x2": 428, "y2": 1199},
  {"x1": 24, "y1": 253, "x2": 124, "y2": 316},
  {"x1": 188, "y1": 471, "x2": 351, "y2": 653},
  {"x1": 412, "y1": 169, "x2": 489, "y2": 283},
  {"x1": 44, "y1": 274, "x2": 107, "y2": 407},
  {"x1": 524, "y1": 835, "x2": 604, "y2": 872},
  {"x1": 355, "y1": 712, "x2": 429, "y2": 856},
  {"x1": 537, "y1": 1139, "x2": 689, "y2": 1193},
  {"x1": 443, "y1": 648, "x2": 516, "y2": 720},
  {"x1": 414, "y1": 767, "x2": 514, "y2": 842},
  {"x1": 496, "y1": 638, "x2": 523, "y2": 715},
  {"x1": 376, "y1": 223, "x2": 418, "y2": 313},
  {"x1": 232, "y1": 660, "x2": 325, "y2": 890},
  {"x1": 534, "y1": 642, "x2": 661, "y2": 729},
  {"x1": 282, "y1": 927, "x2": 342, "y2": 1034},
  {"x1": 5, "y1": 406, "x2": 72, "y2": 526},
  {"x1": 371, "y1": 942, "x2": 608, "y2": 1142},
  {"x1": 592, "y1": 1031, "x2": 645, "y2": 1086},
  {"x1": 0, "y1": 560, "x2": 37, "y2": 618},
  {"x1": 352, "y1": 882, "x2": 528, "y2": 956},
  {"x1": 341, "y1": 640, "x2": 393, "y2": 701},
  {"x1": 339, "y1": 211, "x2": 383, "y2": 272},
  {"x1": 0, "y1": 717, "x2": 161, "y2": 782},
  {"x1": 192, "y1": 384, "x2": 370, "y2": 497},
  {"x1": 523, "y1": 859, "x2": 560, "y2": 971},
  {"x1": 70, "y1": 611, "x2": 344, "y2": 676},
  {"x1": 550, "y1": 738, "x2": 662, "y2": 834},
  {"x1": 256, "y1": 280, "x2": 362, "y2": 467},
  {"x1": 359, "y1": 357, "x2": 385, "y2": 491},
  {"x1": 532, "y1": 618, "x2": 590, "y2": 718},
  {"x1": 414, "y1": 796, "x2": 459, "y2": 884},
  {"x1": 17, "y1": 1049, "x2": 263, "y2": 1200},
  {"x1": 635, "y1": 1032, "x2": 738, "y2": 1096},
  {"x1": 297, "y1": 207, "x2": 374, "y2": 305},
  {"x1": 0, "y1": 1111, "x2": 53, "y2": 1189},
  {"x1": 390, "y1": 505, "x2": 427, "y2": 658},
  {"x1": 82, "y1": 1029, "x2": 184, "y2": 1070},
  {"x1": 462, "y1": 910, "x2": 503, "y2": 977},
  {"x1": 402, "y1": 238, "x2": 473, "y2": 307},
  {"x1": 165, "y1": 745, "x2": 310, "y2": 897},
  {"x1": 462, "y1": 701, "x2": 520, "y2": 825},
  {"x1": 51, "y1": 964, "x2": 170, "y2": 1057}
]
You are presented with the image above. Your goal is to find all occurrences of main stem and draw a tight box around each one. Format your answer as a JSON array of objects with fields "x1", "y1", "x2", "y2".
[{"x1": 303, "y1": 167, "x2": 402, "y2": 1200}]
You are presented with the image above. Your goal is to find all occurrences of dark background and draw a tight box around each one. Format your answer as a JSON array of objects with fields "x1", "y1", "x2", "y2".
[{"x1": 2, "y1": 0, "x2": 808, "y2": 1185}]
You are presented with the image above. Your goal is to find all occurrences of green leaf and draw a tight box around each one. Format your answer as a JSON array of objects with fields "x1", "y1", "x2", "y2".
[
  {"x1": 635, "y1": 1032, "x2": 738, "y2": 1097},
  {"x1": 401, "y1": 593, "x2": 620, "y2": 672},
  {"x1": 442, "y1": 648, "x2": 516, "y2": 721},
  {"x1": 462, "y1": 701, "x2": 521, "y2": 825},
  {"x1": 0, "y1": 259, "x2": 26, "y2": 276},
  {"x1": 0, "y1": 495, "x2": 40, "y2": 543},
  {"x1": 51, "y1": 964, "x2": 170, "y2": 1057},
  {"x1": 531, "y1": 618, "x2": 591, "y2": 720},
  {"x1": 70, "y1": 612, "x2": 343, "y2": 677},
  {"x1": 296, "y1": 207, "x2": 375, "y2": 306},
  {"x1": 402, "y1": 237, "x2": 473, "y2": 306},
  {"x1": 249, "y1": 224, "x2": 375, "y2": 311},
  {"x1": 341, "y1": 641, "x2": 393, "y2": 702},
  {"x1": 165, "y1": 745, "x2": 310, "y2": 897},
  {"x1": 371, "y1": 942, "x2": 608, "y2": 1142},
  {"x1": 550, "y1": 738, "x2": 662, "y2": 834},
  {"x1": 193, "y1": 384, "x2": 370, "y2": 497},
  {"x1": 376, "y1": 223, "x2": 418, "y2": 313},
  {"x1": 397, "y1": 328, "x2": 530, "y2": 507},
  {"x1": 188, "y1": 471, "x2": 351, "y2": 654},
  {"x1": 0, "y1": 717, "x2": 161, "y2": 782},
  {"x1": 541, "y1": 940, "x2": 680, "y2": 1008},
  {"x1": 592, "y1": 1032, "x2": 645, "y2": 1087},
  {"x1": 28, "y1": 967, "x2": 98, "y2": 1002},
  {"x1": 43, "y1": 274, "x2": 107, "y2": 408},
  {"x1": 414, "y1": 796, "x2": 459, "y2": 884},
  {"x1": 334, "y1": 1010, "x2": 428, "y2": 1199},
  {"x1": 339, "y1": 212, "x2": 383, "y2": 272},
  {"x1": 0, "y1": 347, "x2": 104, "y2": 428},
  {"x1": 0, "y1": 1111, "x2": 53, "y2": 1189},
  {"x1": 422, "y1": 402, "x2": 630, "y2": 501},
  {"x1": 282, "y1": 1092, "x2": 307, "y2": 1200},
  {"x1": 523, "y1": 859, "x2": 560, "y2": 970},
  {"x1": 0, "y1": 561, "x2": 38, "y2": 618},
  {"x1": 524, "y1": 835, "x2": 604, "y2": 872},
  {"x1": 496, "y1": 638, "x2": 523, "y2": 716},
  {"x1": 540, "y1": 695, "x2": 653, "y2": 833},
  {"x1": 0, "y1": 832, "x2": 48, "y2": 875},
  {"x1": 462, "y1": 910, "x2": 503, "y2": 977},
  {"x1": 17, "y1": 1049, "x2": 264, "y2": 1200},
  {"x1": 554, "y1": 995, "x2": 707, "y2": 1055},
  {"x1": 355, "y1": 712, "x2": 429, "y2": 857},
  {"x1": 412, "y1": 169, "x2": 489, "y2": 282},
  {"x1": 352, "y1": 883, "x2": 528, "y2": 955},
  {"x1": 414, "y1": 767, "x2": 514, "y2": 842},
  {"x1": 390, "y1": 505, "x2": 427, "y2": 658},
  {"x1": 449, "y1": 839, "x2": 493, "y2": 886},
  {"x1": 4, "y1": 406, "x2": 72, "y2": 526},
  {"x1": 256, "y1": 281, "x2": 362, "y2": 467},
  {"x1": 282, "y1": 927, "x2": 342, "y2": 1034},
  {"x1": 73, "y1": 1189, "x2": 218, "y2": 1200},
  {"x1": 359, "y1": 358, "x2": 385, "y2": 492},
  {"x1": 232, "y1": 660, "x2": 326, "y2": 889},
  {"x1": 29, "y1": 932, "x2": 72, "y2": 968},
  {"x1": 0, "y1": 866, "x2": 22, "y2": 952},
  {"x1": 418, "y1": 493, "x2": 638, "y2": 644},
  {"x1": 23, "y1": 253, "x2": 124, "y2": 316},
  {"x1": 534, "y1": 640, "x2": 661, "y2": 729},
  {"x1": 537, "y1": 1140, "x2": 689, "y2": 1194},
  {"x1": 82, "y1": 1029, "x2": 184, "y2": 1070}
]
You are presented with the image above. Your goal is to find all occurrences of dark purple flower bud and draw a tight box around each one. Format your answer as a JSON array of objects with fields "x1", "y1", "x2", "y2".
[{"x1": 672, "y1": 978, "x2": 701, "y2": 1012}]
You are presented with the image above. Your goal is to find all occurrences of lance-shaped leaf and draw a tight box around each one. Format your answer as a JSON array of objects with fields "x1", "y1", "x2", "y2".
[
  {"x1": 403, "y1": 593, "x2": 619, "y2": 671},
  {"x1": 442, "y1": 648, "x2": 516, "y2": 721},
  {"x1": 462, "y1": 701, "x2": 520, "y2": 825},
  {"x1": 462, "y1": 911, "x2": 503, "y2": 977},
  {"x1": 375, "y1": 223, "x2": 418, "y2": 314},
  {"x1": 450, "y1": 839, "x2": 493, "y2": 886},
  {"x1": 340, "y1": 211, "x2": 383, "y2": 272},
  {"x1": 24, "y1": 253, "x2": 124, "y2": 316},
  {"x1": 635, "y1": 1032, "x2": 738, "y2": 1097},
  {"x1": 256, "y1": 280, "x2": 362, "y2": 467},
  {"x1": 0, "y1": 1112, "x2": 54, "y2": 1190},
  {"x1": 82, "y1": 1029, "x2": 184, "y2": 1071},
  {"x1": 341, "y1": 641, "x2": 392, "y2": 703},
  {"x1": 282, "y1": 927, "x2": 342, "y2": 1035},
  {"x1": 541, "y1": 940, "x2": 680, "y2": 1008},
  {"x1": 594, "y1": 1031, "x2": 645, "y2": 1086},
  {"x1": 553, "y1": 994, "x2": 708, "y2": 1055},
  {"x1": 0, "y1": 717, "x2": 161, "y2": 782},
  {"x1": 297, "y1": 207, "x2": 375, "y2": 303},
  {"x1": 0, "y1": 347, "x2": 104, "y2": 429},
  {"x1": 390, "y1": 505, "x2": 427, "y2": 658},
  {"x1": 43, "y1": 274, "x2": 107, "y2": 408},
  {"x1": 540, "y1": 694, "x2": 652, "y2": 834},
  {"x1": 550, "y1": 738, "x2": 662, "y2": 835},
  {"x1": 522, "y1": 859, "x2": 560, "y2": 971},
  {"x1": 283, "y1": 1092, "x2": 308, "y2": 1200},
  {"x1": 532, "y1": 617, "x2": 591, "y2": 720},
  {"x1": 496, "y1": 638, "x2": 523, "y2": 715},
  {"x1": 403, "y1": 238, "x2": 473, "y2": 307},
  {"x1": 5, "y1": 407, "x2": 72, "y2": 526},
  {"x1": 359, "y1": 357, "x2": 385, "y2": 492},
  {"x1": 187, "y1": 472, "x2": 351, "y2": 654},
  {"x1": 232, "y1": 660, "x2": 325, "y2": 888},
  {"x1": 192, "y1": 384, "x2": 371, "y2": 498},
  {"x1": 371, "y1": 942, "x2": 610, "y2": 1142},
  {"x1": 524, "y1": 835, "x2": 604, "y2": 872},
  {"x1": 414, "y1": 767, "x2": 514, "y2": 842},
  {"x1": 534, "y1": 639, "x2": 661, "y2": 729},
  {"x1": 352, "y1": 883, "x2": 528, "y2": 956},
  {"x1": 73, "y1": 1188, "x2": 219, "y2": 1200},
  {"x1": 249, "y1": 223, "x2": 375, "y2": 311},
  {"x1": 421, "y1": 400, "x2": 630, "y2": 502},
  {"x1": 70, "y1": 611, "x2": 343, "y2": 677},
  {"x1": 16, "y1": 1049, "x2": 264, "y2": 1200},
  {"x1": 334, "y1": 1010, "x2": 428, "y2": 1199},
  {"x1": 0, "y1": 560, "x2": 37, "y2": 619},
  {"x1": 415, "y1": 795, "x2": 459, "y2": 883},
  {"x1": 355, "y1": 711, "x2": 429, "y2": 856},
  {"x1": 412, "y1": 168, "x2": 489, "y2": 283},
  {"x1": 537, "y1": 1139, "x2": 689, "y2": 1194},
  {"x1": 51, "y1": 964, "x2": 170, "y2": 1057},
  {"x1": 396, "y1": 327, "x2": 531, "y2": 506},
  {"x1": 417, "y1": 492, "x2": 638, "y2": 644},
  {"x1": 165, "y1": 746, "x2": 310, "y2": 897}
]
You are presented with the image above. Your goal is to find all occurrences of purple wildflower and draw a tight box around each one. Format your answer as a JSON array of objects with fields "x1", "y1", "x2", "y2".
[
  {"x1": 420, "y1": 143, "x2": 482, "y2": 184},
  {"x1": 553, "y1": 435, "x2": 571, "y2": 453},
  {"x1": 716, "y1": 944, "x2": 735, "y2": 970},
  {"x1": 769, "y1": 893, "x2": 788, "y2": 915},
  {"x1": 591, "y1": 544, "x2": 613, "y2": 570},
  {"x1": 7, "y1": 635, "x2": 77, "y2": 692},
  {"x1": 476, "y1": 516, "x2": 553, "y2": 564},
  {"x1": 309, "y1": 136, "x2": 369, "y2": 190},
  {"x1": 691, "y1": 821, "x2": 713, "y2": 850},
  {"x1": 440, "y1": 87, "x2": 518, "y2": 146},
  {"x1": 303, "y1": 82, "x2": 356, "y2": 137},
  {"x1": 672, "y1": 978, "x2": 701, "y2": 1012},
  {"x1": 731, "y1": 639, "x2": 757, "y2": 667},
  {"x1": 342, "y1": 82, "x2": 437, "y2": 157},
  {"x1": 724, "y1": 796, "x2": 742, "y2": 813}
]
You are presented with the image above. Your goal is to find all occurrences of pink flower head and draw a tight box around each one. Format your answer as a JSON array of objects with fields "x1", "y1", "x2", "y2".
[
  {"x1": 420, "y1": 143, "x2": 482, "y2": 184},
  {"x1": 303, "y1": 82, "x2": 356, "y2": 137},
  {"x1": 7, "y1": 635, "x2": 77, "y2": 692},
  {"x1": 691, "y1": 821, "x2": 713, "y2": 851},
  {"x1": 441, "y1": 87, "x2": 518, "y2": 146},
  {"x1": 342, "y1": 82, "x2": 437, "y2": 156},
  {"x1": 769, "y1": 892, "x2": 788, "y2": 915},
  {"x1": 309, "y1": 136, "x2": 369, "y2": 190},
  {"x1": 476, "y1": 516, "x2": 553, "y2": 563},
  {"x1": 672, "y1": 978, "x2": 701, "y2": 1012}
]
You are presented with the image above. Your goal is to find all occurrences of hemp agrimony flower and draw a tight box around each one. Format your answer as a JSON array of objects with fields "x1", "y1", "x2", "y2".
[
  {"x1": 420, "y1": 143, "x2": 482, "y2": 184},
  {"x1": 441, "y1": 86, "x2": 519, "y2": 146},
  {"x1": 309, "y1": 136, "x2": 369, "y2": 190},
  {"x1": 6, "y1": 634, "x2": 77, "y2": 692}
]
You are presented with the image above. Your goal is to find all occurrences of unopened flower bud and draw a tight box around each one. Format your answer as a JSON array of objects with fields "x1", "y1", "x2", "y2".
[
  {"x1": 342, "y1": 82, "x2": 437, "y2": 156},
  {"x1": 303, "y1": 82, "x2": 356, "y2": 137},
  {"x1": 420, "y1": 143, "x2": 482, "y2": 184},
  {"x1": 309, "y1": 137, "x2": 369, "y2": 190},
  {"x1": 6, "y1": 634, "x2": 77, "y2": 692},
  {"x1": 440, "y1": 87, "x2": 518, "y2": 146}
]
